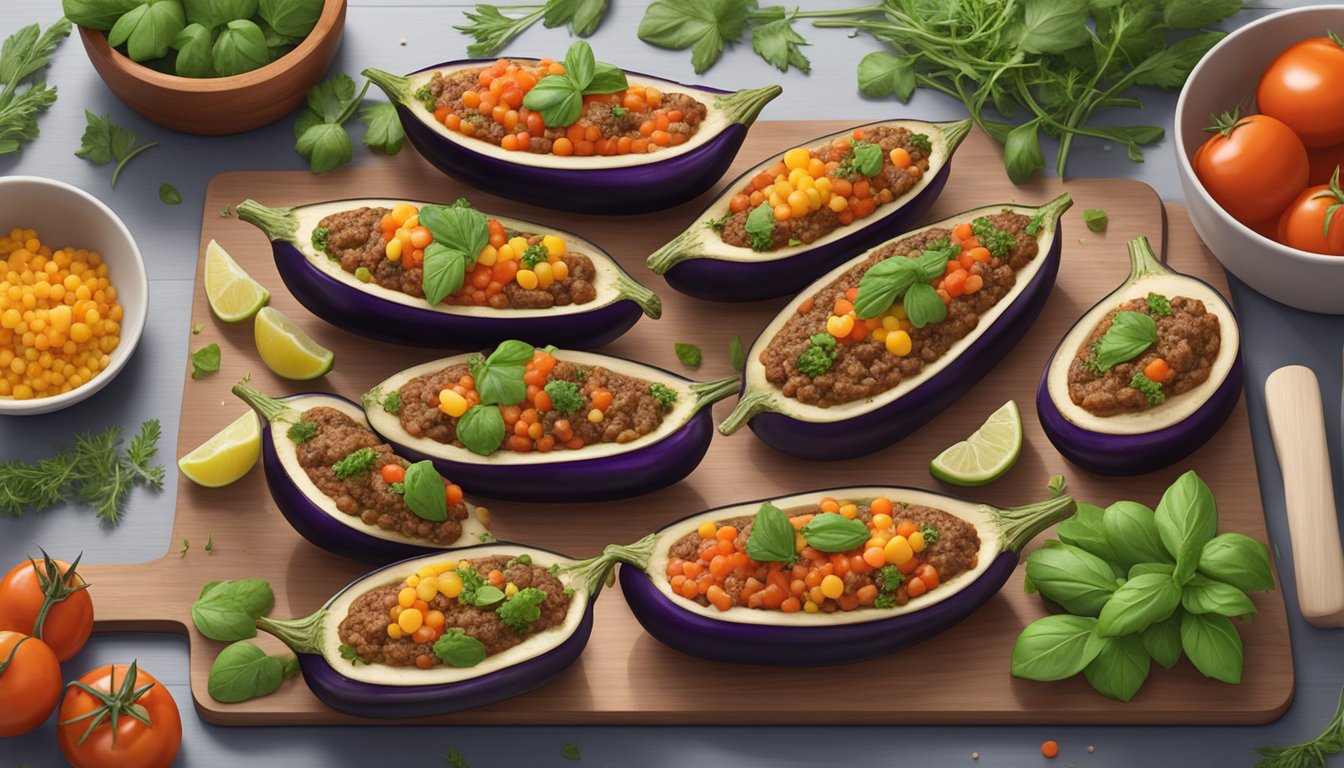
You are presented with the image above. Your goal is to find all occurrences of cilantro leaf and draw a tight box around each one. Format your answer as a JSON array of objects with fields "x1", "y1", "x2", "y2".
[
  {"x1": 637, "y1": 0, "x2": 751, "y2": 74},
  {"x1": 359, "y1": 102, "x2": 404, "y2": 155},
  {"x1": 190, "y1": 343, "x2": 220, "y2": 379},
  {"x1": 75, "y1": 110, "x2": 160, "y2": 189}
]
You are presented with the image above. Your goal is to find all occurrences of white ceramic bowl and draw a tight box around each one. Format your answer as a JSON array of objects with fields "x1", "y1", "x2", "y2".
[
  {"x1": 0, "y1": 176, "x2": 148, "y2": 415},
  {"x1": 1175, "y1": 5, "x2": 1344, "y2": 314}
]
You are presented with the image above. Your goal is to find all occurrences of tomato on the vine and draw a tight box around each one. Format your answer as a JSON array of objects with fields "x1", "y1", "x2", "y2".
[
  {"x1": 58, "y1": 662, "x2": 182, "y2": 768},
  {"x1": 1193, "y1": 110, "x2": 1309, "y2": 226},
  {"x1": 0, "y1": 552, "x2": 93, "y2": 661},
  {"x1": 1277, "y1": 169, "x2": 1344, "y2": 256},
  {"x1": 0, "y1": 631, "x2": 62, "y2": 736},
  {"x1": 1257, "y1": 33, "x2": 1344, "y2": 148}
]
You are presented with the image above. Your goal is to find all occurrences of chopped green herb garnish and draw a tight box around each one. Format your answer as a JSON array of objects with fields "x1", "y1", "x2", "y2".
[
  {"x1": 706, "y1": 213, "x2": 731, "y2": 231},
  {"x1": 1025, "y1": 214, "x2": 1044, "y2": 236},
  {"x1": 311, "y1": 226, "x2": 332, "y2": 256},
  {"x1": 971, "y1": 217, "x2": 1016, "y2": 259},
  {"x1": 1130, "y1": 371, "x2": 1165, "y2": 405},
  {"x1": 339, "y1": 644, "x2": 371, "y2": 665},
  {"x1": 561, "y1": 744, "x2": 581, "y2": 761},
  {"x1": 544, "y1": 379, "x2": 584, "y2": 414},
  {"x1": 179, "y1": 538, "x2": 189, "y2": 557},
  {"x1": 287, "y1": 420, "x2": 318, "y2": 444},
  {"x1": 191, "y1": 343, "x2": 220, "y2": 380},
  {"x1": 191, "y1": 323, "x2": 204, "y2": 335},
  {"x1": 1147, "y1": 292, "x2": 1172, "y2": 317},
  {"x1": 549, "y1": 563, "x2": 561, "y2": 575},
  {"x1": 650, "y1": 382, "x2": 678, "y2": 410},
  {"x1": 878, "y1": 565, "x2": 904, "y2": 593},
  {"x1": 496, "y1": 587, "x2": 547, "y2": 633},
  {"x1": 874, "y1": 594, "x2": 898, "y2": 609},
  {"x1": 796, "y1": 333, "x2": 838, "y2": 377},
  {"x1": 205, "y1": 534, "x2": 214, "y2": 553},
  {"x1": 787, "y1": 237, "x2": 802, "y2": 247},
  {"x1": 563, "y1": 587, "x2": 575, "y2": 598},
  {"x1": 521, "y1": 243, "x2": 550, "y2": 268},
  {"x1": 610, "y1": 104, "x2": 627, "y2": 118},
  {"x1": 744, "y1": 202, "x2": 775, "y2": 251},
  {"x1": 908, "y1": 133, "x2": 931, "y2": 152},
  {"x1": 918, "y1": 523, "x2": 939, "y2": 544},
  {"x1": 332, "y1": 447, "x2": 378, "y2": 479},
  {"x1": 414, "y1": 84, "x2": 436, "y2": 111},
  {"x1": 219, "y1": 206, "x2": 233, "y2": 218}
]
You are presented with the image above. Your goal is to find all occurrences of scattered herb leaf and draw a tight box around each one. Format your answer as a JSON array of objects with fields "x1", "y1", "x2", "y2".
[
  {"x1": 287, "y1": 420, "x2": 318, "y2": 444},
  {"x1": 796, "y1": 332, "x2": 837, "y2": 377},
  {"x1": 0, "y1": 18, "x2": 72, "y2": 155},
  {"x1": 674, "y1": 342, "x2": 702, "y2": 368},
  {"x1": 159, "y1": 182, "x2": 182, "y2": 205},
  {"x1": 1083, "y1": 208, "x2": 1109, "y2": 233},
  {"x1": 649, "y1": 382, "x2": 678, "y2": 410},
  {"x1": 729, "y1": 334, "x2": 745, "y2": 372},
  {"x1": 1147, "y1": 292, "x2": 1171, "y2": 317},
  {"x1": 191, "y1": 343, "x2": 221, "y2": 379},
  {"x1": 75, "y1": 110, "x2": 160, "y2": 188},
  {"x1": 1130, "y1": 371, "x2": 1165, "y2": 405},
  {"x1": 332, "y1": 447, "x2": 377, "y2": 479}
]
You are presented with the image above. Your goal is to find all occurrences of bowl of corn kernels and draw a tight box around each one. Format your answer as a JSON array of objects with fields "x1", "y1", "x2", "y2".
[{"x1": 0, "y1": 176, "x2": 147, "y2": 415}]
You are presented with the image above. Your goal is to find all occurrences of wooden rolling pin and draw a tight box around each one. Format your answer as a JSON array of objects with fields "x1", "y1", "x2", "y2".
[{"x1": 1265, "y1": 365, "x2": 1344, "y2": 627}]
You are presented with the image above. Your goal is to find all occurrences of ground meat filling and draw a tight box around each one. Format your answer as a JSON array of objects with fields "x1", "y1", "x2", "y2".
[
  {"x1": 668, "y1": 503, "x2": 979, "y2": 609},
  {"x1": 313, "y1": 206, "x2": 599, "y2": 309},
  {"x1": 719, "y1": 126, "x2": 932, "y2": 250},
  {"x1": 761, "y1": 212, "x2": 1038, "y2": 407},
  {"x1": 337, "y1": 556, "x2": 570, "y2": 667},
  {"x1": 1067, "y1": 296, "x2": 1222, "y2": 416},
  {"x1": 426, "y1": 70, "x2": 708, "y2": 154},
  {"x1": 397, "y1": 361, "x2": 667, "y2": 449},
  {"x1": 294, "y1": 407, "x2": 468, "y2": 544}
]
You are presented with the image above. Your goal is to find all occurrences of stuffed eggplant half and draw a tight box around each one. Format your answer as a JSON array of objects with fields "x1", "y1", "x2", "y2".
[
  {"x1": 615, "y1": 483, "x2": 1075, "y2": 665},
  {"x1": 720, "y1": 193, "x2": 1072, "y2": 460},
  {"x1": 363, "y1": 341, "x2": 740, "y2": 501},
  {"x1": 362, "y1": 42, "x2": 781, "y2": 214},
  {"x1": 235, "y1": 197, "x2": 659, "y2": 350},
  {"x1": 647, "y1": 118, "x2": 971, "y2": 301},
  {"x1": 232, "y1": 382, "x2": 491, "y2": 564},
  {"x1": 255, "y1": 540, "x2": 645, "y2": 718},
  {"x1": 1038, "y1": 235, "x2": 1242, "y2": 475}
]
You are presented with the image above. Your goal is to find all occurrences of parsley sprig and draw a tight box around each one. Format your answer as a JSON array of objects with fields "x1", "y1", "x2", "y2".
[
  {"x1": 456, "y1": 0, "x2": 609, "y2": 58},
  {"x1": 0, "y1": 18, "x2": 71, "y2": 155}
]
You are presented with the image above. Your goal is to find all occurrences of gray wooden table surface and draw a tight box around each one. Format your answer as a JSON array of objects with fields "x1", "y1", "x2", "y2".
[{"x1": 1, "y1": 0, "x2": 1340, "y2": 765}]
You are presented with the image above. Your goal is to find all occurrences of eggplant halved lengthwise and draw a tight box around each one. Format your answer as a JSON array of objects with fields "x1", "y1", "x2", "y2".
[
  {"x1": 233, "y1": 382, "x2": 492, "y2": 564},
  {"x1": 363, "y1": 64, "x2": 780, "y2": 214},
  {"x1": 615, "y1": 483, "x2": 1076, "y2": 665},
  {"x1": 719, "y1": 193, "x2": 1072, "y2": 461},
  {"x1": 363, "y1": 349, "x2": 740, "y2": 502},
  {"x1": 235, "y1": 198, "x2": 660, "y2": 350},
  {"x1": 1037, "y1": 235, "x2": 1243, "y2": 476},
  {"x1": 647, "y1": 118, "x2": 972, "y2": 302},
  {"x1": 255, "y1": 539, "x2": 651, "y2": 718}
]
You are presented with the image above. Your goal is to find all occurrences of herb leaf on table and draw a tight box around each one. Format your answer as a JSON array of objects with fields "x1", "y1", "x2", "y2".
[
  {"x1": 359, "y1": 102, "x2": 404, "y2": 155},
  {"x1": 293, "y1": 73, "x2": 369, "y2": 173},
  {"x1": 191, "y1": 343, "x2": 221, "y2": 379},
  {"x1": 75, "y1": 110, "x2": 160, "y2": 189},
  {"x1": 456, "y1": 0, "x2": 609, "y2": 58},
  {"x1": 0, "y1": 17, "x2": 71, "y2": 154},
  {"x1": 207, "y1": 640, "x2": 299, "y2": 703}
]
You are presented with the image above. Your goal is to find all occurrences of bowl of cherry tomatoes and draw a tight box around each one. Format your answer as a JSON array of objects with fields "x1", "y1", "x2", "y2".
[{"x1": 1175, "y1": 5, "x2": 1344, "y2": 314}]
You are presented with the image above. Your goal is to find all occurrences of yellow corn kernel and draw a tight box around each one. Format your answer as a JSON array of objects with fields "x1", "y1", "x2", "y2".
[
  {"x1": 820, "y1": 574, "x2": 844, "y2": 600},
  {"x1": 398, "y1": 608, "x2": 424, "y2": 633},
  {"x1": 795, "y1": 533, "x2": 806, "y2": 552},
  {"x1": 508, "y1": 236, "x2": 529, "y2": 255},
  {"x1": 871, "y1": 327, "x2": 888, "y2": 342},
  {"x1": 406, "y1": 574, "x2": 421, "y2": 587},
  {"x1": 439, "y1": 571, "x2": 464, "y2": 598},
  {"x1": 391, "y1": 203, "x2": 417, "y2": 226},
  {"x1": 439, "y1": 388, "x2": 470, "y2": 417},
  {"x1": 909, "y1": 530, "x2": 926, "y2": 553},
  {"x1": 432, "y1": 562, "x2": 456, "y2": 575},
  {"x1": 805, "y1": 188, "x2": 821, "y2": 210},
  {"x1": 884, "y1": 535, "x2": 914, "y2": 565},
  {"x1": 881, "y1": 315, "x2": 900, "y2": 331},
  {"x1": 839, "y1": 503, "x2": 858, "y2": 519},
  {"x1": 515, "y1": 269, "x2": 539, "y2": 290},
  {"x1": 551, "y1": 260, "x2": 569, "y2": 281},
  {"x1": 497, "y1": 244, "x2": 515, "y2": 262},
  {"x1": 418, "y1": 565, "x2": 437, "y2": 579},
  {"x1": 872, "y1": 513, "x2": 893, "y2": 531},
  {"x1": 476, "y1": 245, "x2": 497, "y2": 267},
  {"x1": 697, "y1": 521, "x2": 717, "y2": 539},
  {"x1": 803, "y1": 600, "x2": 820, "y2": 614},
  {"x1": 398, "y1": 587, "x2": 417, "y2": 608},
  {"x1": 788, "y1": 167, "x2": 808, "y2": 186},
  {"x1": 416, "y1": 579, "x2": 439, "y2": 602},
  {"x1": 795, "y1": 175, "x2": 814, "y2": 192},
  {"x1": 587, "y1": 407, "x2": 603, "y2": 423},
  {"x1": 533, "y1": 261, "x2": 553, "y2": 289},
  {"x1": 386, "y1": 623, "x2": 404, "y2": 639},
  {"x1": 403, "y1": 214, "x2": 419, "y2": 229},
  {"x1": 828, "y1": 195, "x2": 848, "y2": 213},
  {"x1": 542, "y1": 234, "x2": 566, "y2": 258},
  {"x1": 787, "y1": 190, "x2": 809, "y2": 217},
  {"x1": 784, "y1": 147, "x2": 811, "y2": 170},
  {"x1": 885, "y1": 330, "x2": 912, "y2": 356},
  {"x1": 475, "y1": 506, "x2": 490, "y2": 525},
  {"x1": 504, "y1": 583, "x2": 519, "y2": 597},
  {"x1": 772, "y1": 180, "x2": 794, "y2": 199}
]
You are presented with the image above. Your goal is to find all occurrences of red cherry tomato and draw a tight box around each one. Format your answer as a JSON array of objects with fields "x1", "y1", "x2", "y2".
[
  {"x1": 1193, "y1": 111, "x2": 1309, "y2": 226},
  {"x1": 1257, "y1": 34, "x2": 1344, "y2": 148},
  {"x1": 0, "y1": 554, "x2": 93, "y2": 661},
  {"x1": 1277, "y1": 171, "x2": 1344, "y2": 255},
  {"x1": 1308, "y1": 145, "x2": 1344, "y2": 186},
  {"x1": 0, "y1": 631, "x2": 62, "y2": 736},
  {"x1": 58, "y1": 662, "x2": 182, "y2": 768}
]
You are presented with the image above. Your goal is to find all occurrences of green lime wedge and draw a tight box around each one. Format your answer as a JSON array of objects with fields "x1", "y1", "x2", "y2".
[
  {"x1": 205, "y1": 239, "x2": 270, "y2": 322},
  {"x1": 253, "y1": 306, "x2": 334, "y2": 380},
  {"x1": 929, "y1": 400, "x2": 1022, "y2": 486}
]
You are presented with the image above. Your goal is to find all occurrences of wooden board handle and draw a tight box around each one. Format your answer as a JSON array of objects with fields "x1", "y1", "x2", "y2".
[{"x1": 1265, "y1": 365, "x2": 1344, "y2": 627}]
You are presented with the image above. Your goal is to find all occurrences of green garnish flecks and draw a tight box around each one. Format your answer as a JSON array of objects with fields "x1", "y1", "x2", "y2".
[
  {"x1": 1147, "y1": 292, "x2": 1171, "y2": 317},
  {"x1": 332, "y1": 447, "x2": 378, "y2": 479},
  {"x1": 287, "y1": 421, "x2": 318, "y2": 444}
]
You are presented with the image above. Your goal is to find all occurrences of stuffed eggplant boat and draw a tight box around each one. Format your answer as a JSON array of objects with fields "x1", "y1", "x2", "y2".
[
  {"x1": 719, "y1": 193, "x2": 1072, "y2": 460},
  {"x1": 362, "y1": 42, "x2": 781, "y2": 214},
  {"x1": 232, "y1": 381, "x2": 491, "y2": 563},
  {"x1": 363, "y1": 341, "x2": 740, "y2": 501},
  {"x1": 615, "y1": 482, "x2": 1075, "y2": 664},
  {"x1": 235, "y1": 197, "x2": 659, "y2": 350},
  {"x1": 647, "y1": 118, "x2": 971, "y2": 301},
  {"x1": 254, "y1": 539, "x2": 648, "y2": 718},
  {"x1": 1037, "y1": 235, "x2": 1242, "y2": 475}
]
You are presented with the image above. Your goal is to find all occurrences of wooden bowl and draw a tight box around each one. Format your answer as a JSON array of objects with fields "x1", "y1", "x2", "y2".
[{"x1": 77, "y1": 0, "x2": 347, "y2": 136}]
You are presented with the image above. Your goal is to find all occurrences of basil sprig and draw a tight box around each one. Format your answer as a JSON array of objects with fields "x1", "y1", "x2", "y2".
[
  {"x1": 853, "y1": 242, "x2": 954, "y2": 321},
  {"x1": 208, "y1": 640, "x2": 299, "y2": 703},
  {"x1": 744, "y1": 502, "x2": 795, "y2": 563},
  {"x1": 469, "y1": 339, "x2": 533, "y2": 406},
  {"x1": 457, "y1": 404, "x2": 506, "y2": 456},
  {"x1": 744, "y1": 202, "x2": 775, "y2": 251},
  {"x1": 434, "y1": 628, "x2": 487, "y2": 668},
  {"x1": 521, "y1": 41, "x2": 629, "y2": 128},
  {"x1": 1084, "y1": 310, "x2": 1156, "y2": 373},
  {"x1": 420, "y1": 199, "x2": 489, "y2": 305},
  {"x1": 399, "y1": 460, "x2": 448, "y2": 522},
  {"x1": 191, "y1": 578, "x2": 275, "y2": 641},
  {"x1": 800, "y1": 512, "x2": 869, "y2": 553}
]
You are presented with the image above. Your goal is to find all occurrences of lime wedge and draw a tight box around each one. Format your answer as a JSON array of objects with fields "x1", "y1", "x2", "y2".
[
  {"x1": 204, "y1": 239, "x2": 270, "y2": 322},
  {"x1": 929, "y1": 400, "x2": 1022, "y2": 486},
  {"x1": 254, "y1": 306, "x2": 334, "y2": 380},
  {"x1": 178, "y1": 411, "x2": 261, "y2": 487}
]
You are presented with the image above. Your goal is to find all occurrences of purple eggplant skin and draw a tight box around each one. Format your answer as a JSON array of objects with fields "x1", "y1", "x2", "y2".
[
  {"x1": 1036, "y1": 349, "x2": 1244, "y2": 477},
  {"x1": 365, "y1": 64, "x2": 781, "y2": 215},
  {"x1": 743, "y1": 230, "x2": 1062, "y2": 462},
  {"x1": 661, "y1": 158, "x2": 952, "y2": 303}
]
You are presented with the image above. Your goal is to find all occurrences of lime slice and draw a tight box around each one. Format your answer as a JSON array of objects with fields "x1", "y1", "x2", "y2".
[
  {"x1": 929, "y1": 400, "x2": 1022, "y2": 486},
  {"x1": 204, "y1": 239, "x2": 270, "y2": 322},
  {"x1": 178, "y1": 411, "x2": 261, "y2": 487},
  {"x1": 254, "y1": 306, "x2": 334, "y2": 380}
]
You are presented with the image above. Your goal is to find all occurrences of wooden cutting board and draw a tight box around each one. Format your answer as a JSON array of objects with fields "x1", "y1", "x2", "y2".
[{"x1": 80, "y1": 124, "x2": 1293, "y2": 725}]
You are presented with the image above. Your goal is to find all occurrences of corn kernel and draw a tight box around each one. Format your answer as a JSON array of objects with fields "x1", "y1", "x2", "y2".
[
  {"x1": 885, "y1": 330, "x2": 912, "y2": 356},
  {"x1": 587, "y1": 407, "x2": 603, "y2": 423},
  {"x1": 541, "y1": 234, "x2": 566, "y2": 258},
  {"x1": 884, "y1": 535, "x2": 914, "y2": 565},
  {"x1": 515, "y1": 269, "x2": 538, "y2": 290}
]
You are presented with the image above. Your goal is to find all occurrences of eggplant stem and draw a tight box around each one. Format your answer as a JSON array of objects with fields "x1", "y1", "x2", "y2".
[
  {"x1": 362, "y1": 68, "x2": 410, "y2": 103},
  {"x1": 256, "y1": 610, "x2": 327, "y2": 656},
  {"x1": 938, "y1": 118, "x2": 974, "y2": 151},
  {"x1": 717, "y1": 388, "x2": 776, "y2": 435},
  {"x1": 236, "y1": 199, "x2": 300, "y2": 244},
  {"x1": 1127, "y1": 235, "x2": 1172, "y2": 281},
  {"x1": 646, "y1": 227, "x2": 707, "y2": 273},
  {"x1": 714, "y1": 85, "x2": 783, "y2": 127},
  {"x1": 690, "y1": 375, "x2": 742, "y2": 415},
  {"x1": 614, "y1": 273, "x2": 662, "y2": 319},
  {"x1": 564, "y1": 534, "x2": 658, "y2": 595},
  {"x1": 1034, "y1": 192, "x2": 1074, "y2": 232},
  {"x1": 991, "y1": 494, "x2": 1078, "y2": 553},
  {"x1": 232, "y1": 380, "x2": 296, "y2": 424}
]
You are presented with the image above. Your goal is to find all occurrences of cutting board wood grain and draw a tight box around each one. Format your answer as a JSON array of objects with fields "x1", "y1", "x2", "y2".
[{"x1": 80, "y1": 124, "x2": 1293, "y2": 725}]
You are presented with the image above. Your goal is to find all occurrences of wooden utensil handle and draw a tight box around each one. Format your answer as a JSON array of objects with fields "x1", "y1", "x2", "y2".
[{"x1": 1265, "y1": 365, "x2": 1344, "y2": 627}]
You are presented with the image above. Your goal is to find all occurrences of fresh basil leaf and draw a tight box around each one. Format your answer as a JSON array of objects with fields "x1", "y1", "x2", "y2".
[
  {"x1": 636, "y1": 0, "x2": 750, "y2": 74},
  {"x1": 159, "y1": 182, "x2": 182, "y2": 205},
  {"x1": 487, "y1": 339, "x2": 536, "y2": 367},
  {"x1": 63, "y1": 0, "x2": 141, "y2": 30},
  {"x1": 472, "y1": 585, "x2": 505, "y2": 607},
  {"x1": 1025, "y1": 542, "x2": 1119, "y2": 616},
  {"x1": 750, "y1": 14, "x2": 810, "y2": 74},
  {"x1": 1055, "y1": 502, "x2": 1121, "y2": 568},
  {"x1": 1083, "y1": 632, "x2": 1150, "y2": 702},
  {"x1": 585, "y1": 61, "x2": 627, "y2": 95},
  {"x1": 402, "y1": 460, "x2": 448, "y2": 522},
  {"x1": 307, "y1": 72, "x2": 357, "y2": 122},
  {"x1": 561, "y1": 743, "x2": 581, "y2": 761},
  {"x1": 182, "y1": 0, "x2": 257, "y2": 29},
  {"x1": 109, "y1": 0, "x2": 186, "y2": 62},
  {"x1": 1180, "y1": 611, "x2": 1242, "y2": 684},
  {"x1": 1131, "y1": 32, "x2": 1225, "y2": 89},
  {"x1": 191, "y1": 578, "x2": 275, "y2": 641},
  {"x1": 563, "y1": 40, "x2": 596, "y2": 90},
  {"x1": 421, "y1": 242, "x2": 467, "y2": 306},
  {"x1": 457, "y1": 404, "x2": 505, "y2": 456},
  {"x1": 744, "y1": 502, "x2": 795, "y2": 563},
  {"x1": 744, "y1": 202, "x2": 775, "y2": 251},
  {"x1": 542, "y1": 0, "x2": 608, "y2": 36},
  {"x1": 1198, "y1": 533, "x2": 1275, "y2": 592},
  {"x1": 1090, "y1": 310, "x2": 1156, "y2": 372},
  {"x1": 171, "y1": 22, "x2": 213, "y2": 77},
  {"x1": 259, "y1": 0, "x2": 323, "y2": 39},
  {"x1": 191, "y1": 343, "x2": 220, "y2": 379},
  {"x1": 903, "y1": 282, "x2": 947, "y2": 328},
  {"x1": 469, "y1": 340, "x2": 531, "y2": 406},
  {"x1": 1128, "y1": 561, "x2": 1174, "y2": 579},
  {"x1": 1095, "y1": 572, "x2": 1180, "y2": 637},
  {"x1": 800, "y1": 512, "x2": 869, "y2": 553},
  {"x1": 523, "y1": 73, "x2": 583, "y2": 128},
  {"x1": 1010, "y1": 614, "x2": 1103, "y2": 681},
  {"x1": 850, "y1": 141, "x2": 883, "y2": 178},
  {"x1": 359, "y1": 102, "x2": 404, "y2": 155},
  {"x1": 674, "y1": 342, "x2": 702, "y2": 368},
  {"x1": 854, "y1": 258, "x2": 919, "y2": 319},
  {"x1": 1181, "y1": 573, "x2": 1256, "y2": 618},
  {"x1": 419, "y1": 203, "x2": 490, "y2": 263},
  {"x1": 295, "y1": 121, "x2": 352, "y2": 174},
  {"x1": 208, "y1": 640, "x2": 296, "y2": 703},
  {"x1": 857, "y1": 51, "x2": 915, "y2": 102},
  {"x1": 916, "y1": 244, "x2": 957, "y2": 281},
  {"x1": 1163, "y1": 0, "x2": 1243, "y2": 31},
  {"x1": 1155, "y1": 470, "x2": 1218, "y2": 584},
  {"x1": 434, "y1": 628, "x2": 487, "y2": 667},
  {"x1": 1103, "y1": 500, "x2": 1171, "y2": 567},
  {"x1": 1015, "y1": 0, "x2": 1089, "y2": 53},
  {"x1": 729, "y1": 334, "x2": 745, "y2": 372},
  {"x1": 1003, "y1": 118, "x2": 1044, "y2": 184},
  {"x1": 1142, "y1": 609, "x2": 1184, "y2": 669}
]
